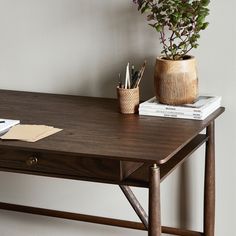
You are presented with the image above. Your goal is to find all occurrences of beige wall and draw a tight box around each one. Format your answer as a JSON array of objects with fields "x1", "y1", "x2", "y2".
[{"x1": 0, "y1": 1, "x2": 235, "y2": 236}]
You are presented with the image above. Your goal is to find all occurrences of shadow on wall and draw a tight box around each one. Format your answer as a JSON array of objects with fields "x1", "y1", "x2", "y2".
[
  {"x1": 57, "y1": 0, "x2": 159, "y2": 100},
  {"x1": 94, "y1": 2, "x2": 158, "y2": 100},
  {"x1": 97, "y1": 55, "x2": 156, "y2": 100},
  {"x1": 0, "y1": 0, "x2": 159, "y2": 100},
  {"x1": 0, "y1": 210, "x2": 145, "y2": 236},
  {"x1": 178, "y1": 161, "x2": 192, "y2": 229},
  {"x1": 177, "y1": 150, "x2": 205, "y2": 232}
]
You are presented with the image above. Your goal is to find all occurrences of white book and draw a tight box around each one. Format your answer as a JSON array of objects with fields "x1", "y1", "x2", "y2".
[
  {"x1": 139, "y1": 111, "x2": 200, "y2": 120},
  {"x1": 0, "y1": 118, "x2": 20, "y2": 135},
  {"x1": 139, "y1": 100, "x2": 221, "y2": 117},
  {"x1": 139, "y1": 102, "x2": 220, "y2": 120},
  {"x1": 139, "y1": 111, "x2": 202, "y2": 120},
  {"x1": 139, "y1": 95, "x2": 221, "y2": 114}
]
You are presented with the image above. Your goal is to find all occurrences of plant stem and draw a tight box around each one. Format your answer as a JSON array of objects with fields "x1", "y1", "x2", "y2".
[
  {"x1": 169, "y1": 31, "x2": 175, "y2": 59},
  {"x1": 160, "y1": 29, "x2": 168, "y2": 58}
]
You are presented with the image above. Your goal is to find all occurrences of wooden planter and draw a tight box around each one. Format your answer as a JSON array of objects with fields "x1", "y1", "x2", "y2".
[{"x1": 154, "y1": 55, "x2": 198, "y2": 105}]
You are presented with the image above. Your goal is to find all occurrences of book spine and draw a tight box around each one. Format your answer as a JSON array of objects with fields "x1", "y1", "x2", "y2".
[
  {"x1": 139, "y1": 108, "x2": 202, "y2": 116},
  {"x1": 139, "y1": 111, "x2": 203, "y2": 120},
  {"x1": 139, "y1": 104, "x2": 201, "y2": 113}
]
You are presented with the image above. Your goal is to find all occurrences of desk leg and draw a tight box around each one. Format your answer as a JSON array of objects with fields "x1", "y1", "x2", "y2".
[
  {"x1": 204, "y1": 121, "x2": 215, "y2": 236},
  {"x1": 148, "y1": 164, "x2": 161, "y2": 236}
]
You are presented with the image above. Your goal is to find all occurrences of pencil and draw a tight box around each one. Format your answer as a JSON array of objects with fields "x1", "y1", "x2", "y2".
[{"x1": 134, "y1": 60, "x2": 146, "y2": 88}]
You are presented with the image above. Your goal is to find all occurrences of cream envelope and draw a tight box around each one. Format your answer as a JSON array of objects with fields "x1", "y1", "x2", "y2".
[
  {"x1": 25, "y1": 128, "x2": 62, "y2": 142},
  {"x1": 1, "y1": 125, "x2": 62, "y2": 142}
]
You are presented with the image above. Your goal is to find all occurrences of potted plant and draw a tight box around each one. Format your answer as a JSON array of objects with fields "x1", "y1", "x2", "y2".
[{"x1": 133, "y1": 0, "x2": 210, "y2": 105}]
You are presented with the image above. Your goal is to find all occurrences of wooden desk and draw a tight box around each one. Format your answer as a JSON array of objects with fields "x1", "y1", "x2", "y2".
[{"x1": 0, "y1": 90, "x2": 224, "y2": 236}]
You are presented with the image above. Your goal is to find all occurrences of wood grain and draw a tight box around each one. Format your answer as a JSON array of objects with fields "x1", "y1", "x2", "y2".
[
  {"x1": 127, "y1": 134, "x2": 210, "y2": 187},
  {"x1": 120, "y1": 185, "x2": 148, "y2": 229},
  {"x1": 204, "y1": 122, "x2": 215, "y2": 236},
  {"x1": 0, "y1": 149, "x2": 142, "y2": 181},
  {"x1": 0, "y1": 202, "x2": 146, "y2": 231},
  {"x1": 0, "y1": 90, "x2": 224, "y2": 236},
  {"x1": 148, "y1": 165, "x2": 161, "y2": 236},
  {"x1": 0, "y1": 202, "x2": 204, "y2": 235},
  {"x1": 0, "y1": 90, "x2": 224, "y2": 164},
  {"x1": 154, "y1": 56, "x2": 198, "y2": 105}
]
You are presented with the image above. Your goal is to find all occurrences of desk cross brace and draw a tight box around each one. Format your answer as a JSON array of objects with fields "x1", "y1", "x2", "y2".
[
  {"x1": 0, "y1": 183, "x2": 203, "y2": 236},
  {"x1": 0, "y1": 122, "x2": 215, "y2": 236},
  {"x1": 0, "y1": 167, "x2": 203, "y2": 236},
  {"x1": 0, "y1": 196, "x2": 203, "y2": 236}
]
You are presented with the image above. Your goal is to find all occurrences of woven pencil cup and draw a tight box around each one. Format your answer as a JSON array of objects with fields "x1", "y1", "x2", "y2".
[{"x1": 117, "y1": 86, "x2": 139, "y2": 114}]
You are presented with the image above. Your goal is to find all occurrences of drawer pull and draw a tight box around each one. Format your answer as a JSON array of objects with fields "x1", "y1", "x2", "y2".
[{"x1": 26, "y1": 156, "x2": 38, "y2": 166}]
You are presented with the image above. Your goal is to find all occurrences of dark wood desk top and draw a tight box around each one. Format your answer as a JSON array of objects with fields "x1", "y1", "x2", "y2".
[{"x1": 0, "y1": 90, "x2": 224, "y2": 164}]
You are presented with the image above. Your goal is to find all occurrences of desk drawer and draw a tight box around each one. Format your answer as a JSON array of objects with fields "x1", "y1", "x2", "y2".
[{"x1": 0, "y1": 149, "x2": 142, "y2": 181}]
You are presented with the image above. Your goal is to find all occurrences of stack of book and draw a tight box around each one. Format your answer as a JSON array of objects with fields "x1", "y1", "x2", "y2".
[{"x1": 139, "y1": 95, "x2": 221, "y2": 120}]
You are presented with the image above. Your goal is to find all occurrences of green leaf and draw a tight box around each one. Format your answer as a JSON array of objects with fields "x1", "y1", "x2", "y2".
[
  {"x1": 201, "y1": 0, "x2": 210, "y2": 7},
  {"x1": 134, "y1": 0, "x2": 210, "y2": 58},
  {"x1": 155, "y1": 25, "x2": 162, "y2": 32},
  {"x1": 175, "y1": 31, "x2": 181, "y2": 37},
  {"x1": 201, "y1": 22, "x2": 209, "y2": 30},
  {"x1": 178, "y1": 42, "x2": 186, "y2": 49},
  {"x1": 197, "y1": 15, "x2": 205, "y2": 24},
  {"x1": 192, "y1": 43, "x2": 199, "y2": 48},
  {"x1": 141, "y1": 4, "x2": 151, "y2": 14},
  {"x1": 190, "y1": 35, "x2": 198, "y2": 43}
]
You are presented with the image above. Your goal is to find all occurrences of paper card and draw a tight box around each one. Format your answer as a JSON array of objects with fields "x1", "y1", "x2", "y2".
[
  {"x1": 0, "y1": 125, "x2": 62, "y2": 142},
  {"x1": 25, "y1": 128, "x2": 62, "y2": 142}
]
